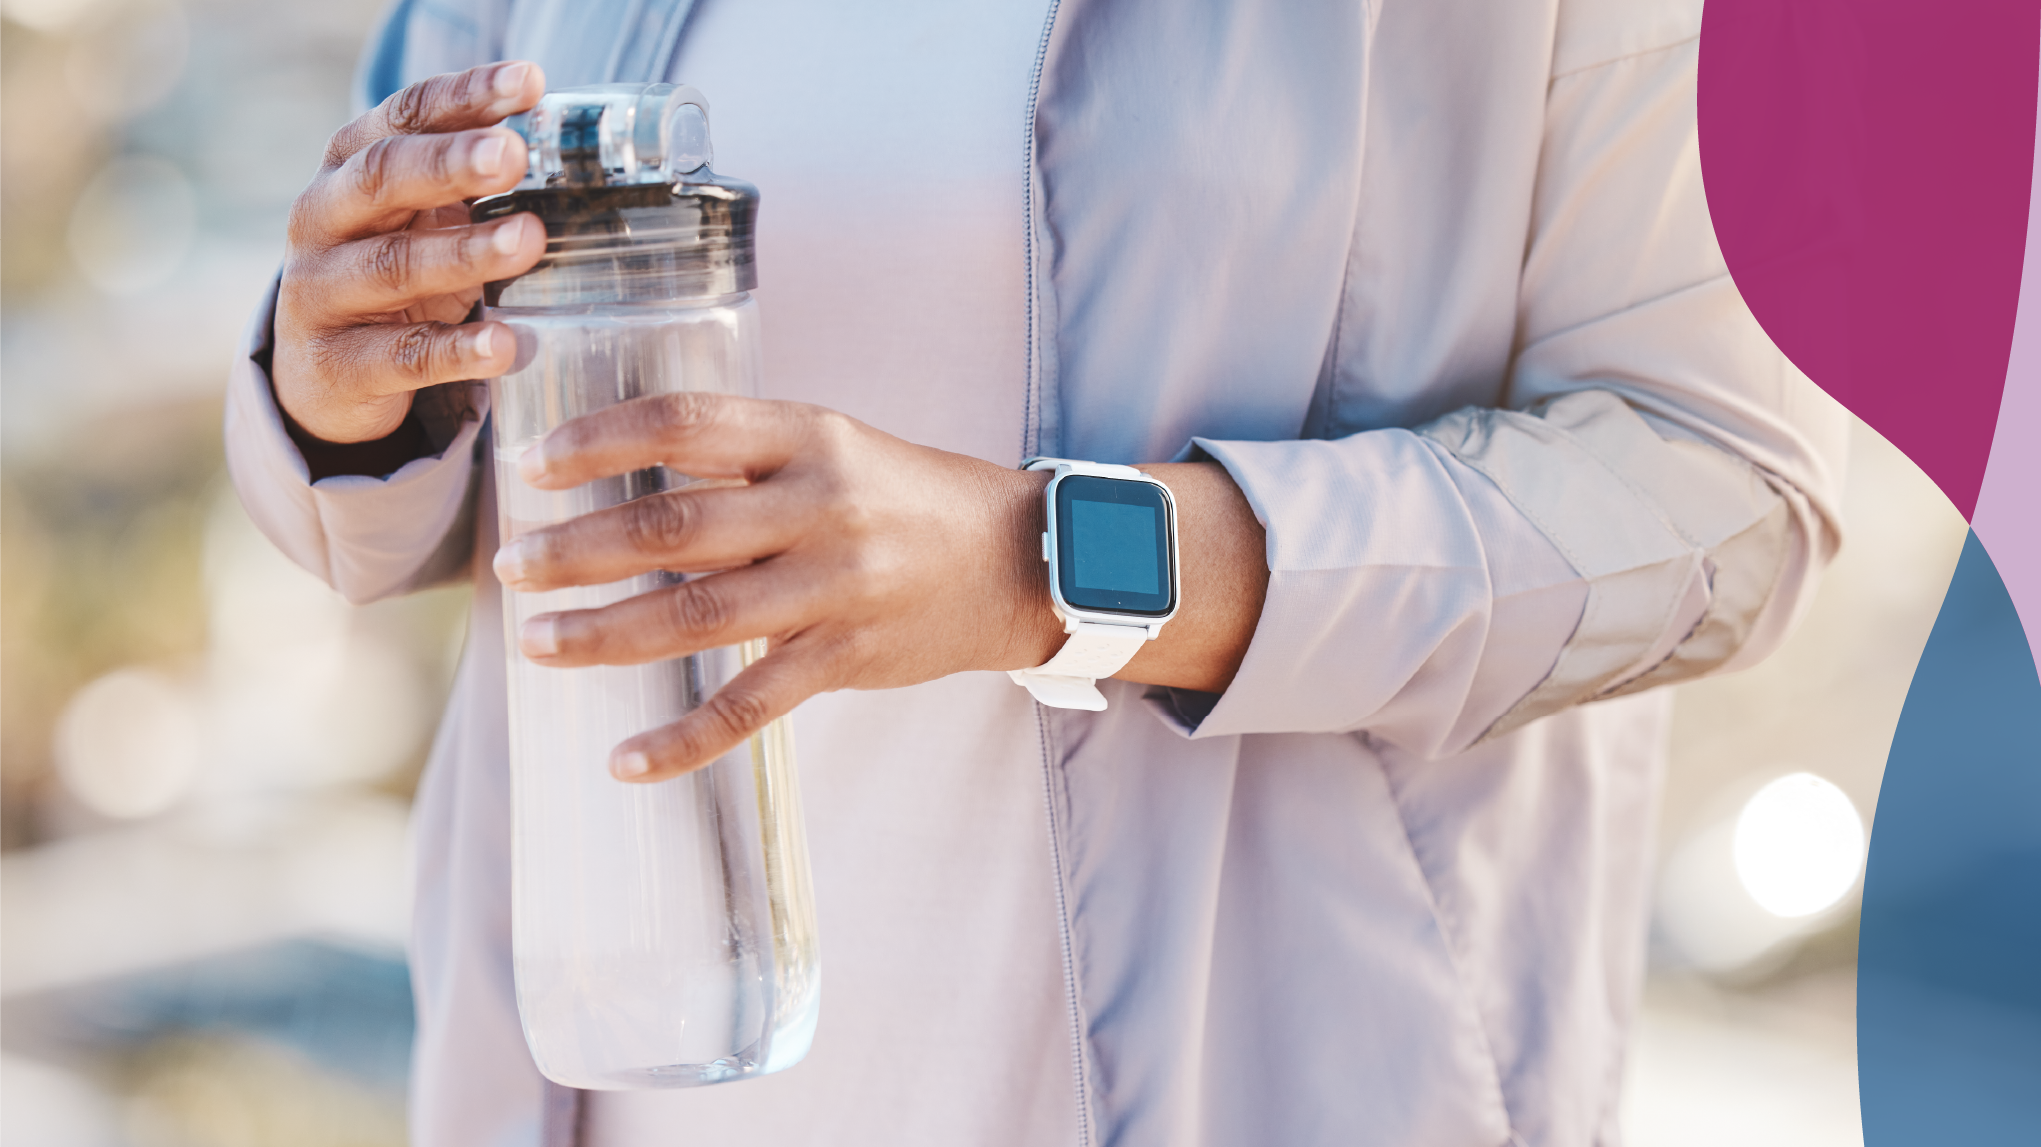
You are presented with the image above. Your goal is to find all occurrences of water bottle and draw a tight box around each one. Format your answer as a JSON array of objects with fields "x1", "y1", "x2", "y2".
[{"x1": 472, "y1": 84, "x2": 819, "y2": 1090}]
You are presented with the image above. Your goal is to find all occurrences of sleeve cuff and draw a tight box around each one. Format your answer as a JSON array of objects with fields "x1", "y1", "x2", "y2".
[
  {"x1": 1144, "y1": 429, "x2": 1585, "y2": 756},
  {"x1": 223, "y1": 277, "x2": 488, "y2": 604}
]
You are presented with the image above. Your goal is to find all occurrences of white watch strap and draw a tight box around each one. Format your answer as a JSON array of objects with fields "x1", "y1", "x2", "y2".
[
  {"x1": 1022, "y1": 457, "x2": 1144, "y2": 479},
  {"x1": 1008, "y1": 621, "x2": 1150, "y2": 711}
]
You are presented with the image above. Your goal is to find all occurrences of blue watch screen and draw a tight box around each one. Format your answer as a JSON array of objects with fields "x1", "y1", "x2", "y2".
[{"x1": 1054, "y1": 475, "x2": 1175, "y2": 616}]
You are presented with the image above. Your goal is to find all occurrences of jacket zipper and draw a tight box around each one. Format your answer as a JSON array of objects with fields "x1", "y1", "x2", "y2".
[{"x1": 1022, "y1": 7, "x2": 1092, "y2": 1145}]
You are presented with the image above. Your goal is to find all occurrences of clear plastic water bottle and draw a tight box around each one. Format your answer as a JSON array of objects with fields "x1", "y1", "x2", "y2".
[{"x1": 472, "y1": 83, "x2": 819, "y2": 1090}]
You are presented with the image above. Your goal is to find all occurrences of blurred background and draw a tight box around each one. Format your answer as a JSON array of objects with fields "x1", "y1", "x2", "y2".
[
  {"x1": 0, "y1": 2, "x2": 1970, "y2": 1144},
  {"x1": 3, "y1": 1, "x2": 460, "y2": 1142}
]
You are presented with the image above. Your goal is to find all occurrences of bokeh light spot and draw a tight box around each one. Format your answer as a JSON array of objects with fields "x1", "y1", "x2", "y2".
[
  {"x1": 66, "y1": 155, "x2": 195, "y2": 295},
  {"x1": 1732, "y1": 773, "x2": 1865, "y2": 919},
  {"x1": 0, "y1": 0, "x2": 104, "y2": 33},
  {"x1": 54, "y1": 665, "x2": 202, "y2": 820}
]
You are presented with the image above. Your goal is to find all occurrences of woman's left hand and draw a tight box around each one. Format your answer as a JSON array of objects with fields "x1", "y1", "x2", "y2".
[{"x1": 493, "y1": 392, "x2": 1064, "y2": 782}]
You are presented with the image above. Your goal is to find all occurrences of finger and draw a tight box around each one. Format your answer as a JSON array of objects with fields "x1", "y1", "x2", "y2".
[
  {"x1": 609, "y1": 639, "x2": 837, "y2": 782},
  {"x1": 325, "y1": 62, "x2": 544, "y2": 167},
  {"x1": 495, "y1": 482, "x2": 808, "y2": 591},
  {"x1": 518, "y1": 561, "x2": 818, "y2": 669},
  {"x1": 520, "y1": 392, "x2": 826, "y2": 490},
  {"x1": 315, "y1": 319, "x2": 520, "y2": 400},
  {"x1": 298, "y1": 128, "x2": 530, "y2": 244},
  {"x1": 305, "y1": 212, "x2": 544, "y2": 316}
]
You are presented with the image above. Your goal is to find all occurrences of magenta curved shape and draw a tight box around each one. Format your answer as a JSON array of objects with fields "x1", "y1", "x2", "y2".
[{"x1": 1698, "y1": 0, "x2": 2037, "y2": 519}]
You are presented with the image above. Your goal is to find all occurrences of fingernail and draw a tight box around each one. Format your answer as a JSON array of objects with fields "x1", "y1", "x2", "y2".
[
  {"x1": 472, "y1": 134, "x2": 507, "y2": 176},
  {"x1": 493, "y1": 62, "x2": 532, "y2": 100},
  {"x1": 518, "y1": 440, "x2": 549, "y2": 483},
  {"x1": 613, "y1": 752, "x2": 651, "y2": 780},
  {"x1": 520, "y1": 615, "x2": 559, "y2": 657},
  {"x1": 470, "y1": 323, "x2": 498, "y2": 360},
  {"x1": 492, "y1": 214, "x2": 528, "y2": 255},
  {"x1": 493, "y1": 537, "x2": 530, "y2": 586}
]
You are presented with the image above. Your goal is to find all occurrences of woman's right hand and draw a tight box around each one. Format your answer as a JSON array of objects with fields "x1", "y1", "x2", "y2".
[{"x1": 272, "y1": 61, "x2": 549, "y2": 446}]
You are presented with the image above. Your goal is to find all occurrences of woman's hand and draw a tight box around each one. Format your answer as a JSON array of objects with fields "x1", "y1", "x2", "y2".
[
  {"x1": 494, "y1": 393, "x2": 1272, "y2": 783},
  {"x1": 272, "y1": 62, "x2": 548, "y2": 446},
  {"x1": 492, "y1": 394, "x2": 1067, "y2": 781}
]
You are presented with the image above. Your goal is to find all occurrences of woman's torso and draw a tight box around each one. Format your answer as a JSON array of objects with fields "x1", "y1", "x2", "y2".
[{"x1": 400, "y1": 2, "x2": 1674, "y2": 1143}]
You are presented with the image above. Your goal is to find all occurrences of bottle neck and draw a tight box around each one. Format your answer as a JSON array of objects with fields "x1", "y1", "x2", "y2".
[
  {"x1": 474, "y1": 175, "x2": 758, "y2": 307},
  {"x1": 485, "y1": 290, "x2": 752, "y2": 316}
]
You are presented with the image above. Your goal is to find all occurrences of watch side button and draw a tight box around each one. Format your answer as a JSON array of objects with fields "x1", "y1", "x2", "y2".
[{"x1": 1041, "y1": 531, "x2": 1050, "y2": 561}]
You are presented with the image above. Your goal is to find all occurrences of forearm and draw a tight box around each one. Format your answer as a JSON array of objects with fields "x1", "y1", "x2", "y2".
[{"x1": 1121, "y1": 462, "x2": 1268, "y2": 692}]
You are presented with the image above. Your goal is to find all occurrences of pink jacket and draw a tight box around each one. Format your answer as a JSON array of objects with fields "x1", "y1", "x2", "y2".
[{"x1": 227, "y1": 0, "x2": 1846, "y2": 1143}]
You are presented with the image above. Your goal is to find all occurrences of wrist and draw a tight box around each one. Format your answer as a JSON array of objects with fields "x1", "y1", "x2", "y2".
[
  {"x1": 276, "y1": 385, "x2": 431, "y2": 480},
  {"x1": 989, "y1": 464, "x2": 1064, "y2": 672},
  {"x1": 998, "y1": 458, "x2": 1183, "y2": 710}
]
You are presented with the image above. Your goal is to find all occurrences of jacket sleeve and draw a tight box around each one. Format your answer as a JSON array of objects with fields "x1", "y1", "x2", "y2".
[
  {"x1": 223, "y1": 0, "x2": 508, "y2": 605},
  {"x1": 1169, "y1": 31, "x2": 1847, "y2": 755}
]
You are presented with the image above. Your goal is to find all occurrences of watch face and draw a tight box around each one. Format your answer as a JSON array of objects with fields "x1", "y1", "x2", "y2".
[{"x1": 1053, "y1": 474, "x2": 1176, "y2": 617}]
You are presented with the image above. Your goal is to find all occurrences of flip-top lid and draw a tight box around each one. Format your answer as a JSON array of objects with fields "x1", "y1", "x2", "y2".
[
  {"x1": 473, "y1": 84, "x2": 757, "y2": 305},
  {"x1": 513, "y1": 82, "x2": 713, "y2": 188}
]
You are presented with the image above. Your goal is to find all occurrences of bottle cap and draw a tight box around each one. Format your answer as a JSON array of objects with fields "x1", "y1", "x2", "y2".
[
  {"x1": 510, "y1": 83, "x2": 713, "y2": 188},
  {"x1": 474, "y1": 84, "x2": 757, "y2": 305}
]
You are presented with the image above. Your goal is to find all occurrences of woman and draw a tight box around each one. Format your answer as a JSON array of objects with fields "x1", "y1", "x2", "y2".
[{"x1": 227, "y1": 1, "x2": 1846, "y2": 1143}]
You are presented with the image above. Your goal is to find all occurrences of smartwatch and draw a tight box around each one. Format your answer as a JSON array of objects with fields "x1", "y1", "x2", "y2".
[{"x1": 1008, "y1": 458, "x2": 1180, "y2": 711}]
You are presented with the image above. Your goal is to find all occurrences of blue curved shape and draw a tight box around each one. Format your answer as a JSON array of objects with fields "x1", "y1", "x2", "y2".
[{"x1": 1859, "y1": 530, "x2": 2041, "y2": 1144}]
